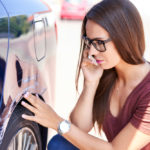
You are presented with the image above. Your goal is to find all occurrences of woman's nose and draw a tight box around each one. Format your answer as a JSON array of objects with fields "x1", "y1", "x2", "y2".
[{"x1": 88, "y1": 44, "x2": 99, "y2": 56}]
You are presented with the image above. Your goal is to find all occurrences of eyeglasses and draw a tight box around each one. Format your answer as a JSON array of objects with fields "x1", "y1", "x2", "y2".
[{"x1": 82, "y1": 35, "x2": 111, "y2": 52}]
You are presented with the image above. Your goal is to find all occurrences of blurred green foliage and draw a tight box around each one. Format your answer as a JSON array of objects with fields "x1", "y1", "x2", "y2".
[{"x1": 0, "y1": 15, "x2": 30, "y2": 37}]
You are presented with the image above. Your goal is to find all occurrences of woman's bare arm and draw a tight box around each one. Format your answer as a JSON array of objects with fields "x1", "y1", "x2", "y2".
[
  {"x1": 70, "y1": 82, "x2": 98, "y2": 132},
  {"x1": 63, "y1": 122, "x2": 150, "y2": 150}
]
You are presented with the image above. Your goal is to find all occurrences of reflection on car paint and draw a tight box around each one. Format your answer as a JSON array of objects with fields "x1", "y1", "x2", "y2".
[{"x1": 22, "y1": 74, "x2": 38, "y2": 84}]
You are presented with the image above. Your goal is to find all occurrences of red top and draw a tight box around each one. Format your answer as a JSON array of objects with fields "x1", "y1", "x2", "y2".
[{"x1": 103, "y1": 71, "x2": 150, "y2": 149}]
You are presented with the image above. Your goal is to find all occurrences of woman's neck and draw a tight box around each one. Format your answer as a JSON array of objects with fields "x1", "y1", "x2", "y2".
[{"x1": 115, "y1": 61, "x2": 150, "y2": 86}]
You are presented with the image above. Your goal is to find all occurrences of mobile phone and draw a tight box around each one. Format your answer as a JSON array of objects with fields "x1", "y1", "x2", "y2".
[{"x1": 88, "y1": 55, "x2": 98, "y2": 66}]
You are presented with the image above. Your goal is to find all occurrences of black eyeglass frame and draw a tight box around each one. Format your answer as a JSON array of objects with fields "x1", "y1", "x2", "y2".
[{"x1": 82, "y1": 35, "x2": 111, "y2": 52}]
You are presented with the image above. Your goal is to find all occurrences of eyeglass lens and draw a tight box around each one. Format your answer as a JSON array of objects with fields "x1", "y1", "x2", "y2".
[{"x1": 84, "y1": 38, "x2": 105, "y2": 52}]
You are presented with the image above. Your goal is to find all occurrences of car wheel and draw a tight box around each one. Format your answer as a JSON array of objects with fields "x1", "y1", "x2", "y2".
[{"x1": 1, "y1": 103, "x2": 42, "y2": 150}]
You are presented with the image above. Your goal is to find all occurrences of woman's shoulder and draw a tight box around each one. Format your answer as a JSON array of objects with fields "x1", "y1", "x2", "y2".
[
  {"x1": 133, "y1": 70, "x2": 150, "y2": 100},
  {"x1": 138, "y1": 80, "x2": 150, "y2": 102},
  {"x1": 141, "y1": 70, "x2": 150, "y2": 90}
]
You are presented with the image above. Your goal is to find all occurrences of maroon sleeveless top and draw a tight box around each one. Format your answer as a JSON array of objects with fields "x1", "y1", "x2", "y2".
[{"x1": 103, "y1": 71, "x2": 150, "y2": 149}]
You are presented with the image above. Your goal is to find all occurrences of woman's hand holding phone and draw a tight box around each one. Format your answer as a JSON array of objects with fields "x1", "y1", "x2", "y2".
[{"x1": 81, "y1": 50, "x2": 104, "y2": 88}]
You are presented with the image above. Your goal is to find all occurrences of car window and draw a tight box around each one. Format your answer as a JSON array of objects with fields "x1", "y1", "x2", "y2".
[{"x1": 1, "y1": 0, "x2": 49, "y2": 17}]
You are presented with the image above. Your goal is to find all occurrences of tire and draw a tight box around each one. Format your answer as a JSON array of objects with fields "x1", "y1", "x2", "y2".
[{"x1": 0, "y1": 102, "x2": 42, "y2": 150}]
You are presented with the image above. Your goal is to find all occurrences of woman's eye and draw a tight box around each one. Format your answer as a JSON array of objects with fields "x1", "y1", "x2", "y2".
[
  {"x1": 85, "y1": 44, "x2": 90, "y2": 49},
  {"x1": 97, "y1": 40, "x2": 103, "y2": 45}
]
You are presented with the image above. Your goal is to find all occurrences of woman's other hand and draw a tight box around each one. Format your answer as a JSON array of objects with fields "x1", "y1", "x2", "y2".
[
  {"x1": 21, "y1": 92, "x2": 63, "y2": 130},
  {"x1": 81, "y1": 50, "x2": 103, "y2": 86}
]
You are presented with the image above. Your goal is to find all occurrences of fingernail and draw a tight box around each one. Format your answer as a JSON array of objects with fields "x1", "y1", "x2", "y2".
[
  {"x1": 24, "y1": 92, "x2": 29, "y2": 98},
  {"x1": 36, "y1": 93, "x2": 39, "y2": 98},
  {"x1": 22, "y1": 114, "x2": 25, "y2": 118},
  {"x1": 88, "y1": 55, "x2": 91, "y2": 59},
  {"x1": 21, "y1": 101, "x2": 25, "y2": 105},
  {"x1": 93, "y1": 61, "x2": 98, "y2": 66}
]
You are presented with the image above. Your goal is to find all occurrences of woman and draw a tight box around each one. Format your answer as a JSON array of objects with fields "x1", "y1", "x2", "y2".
[{"x1": 22, "y1": 0, "x2": 150, "y2": 149}]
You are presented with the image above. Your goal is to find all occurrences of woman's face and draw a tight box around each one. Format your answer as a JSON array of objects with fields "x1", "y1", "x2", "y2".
[{"x1": 85, "y1": 19, "x2": 122, "y2": 69}]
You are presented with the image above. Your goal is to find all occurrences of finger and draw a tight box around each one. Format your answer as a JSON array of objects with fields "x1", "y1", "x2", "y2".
[
  {"x1": 88, "y1": 55, "x2": 98, "y2": 66},
  {"x1": 24, "y1": 92, "x2": 39, "y2": 108},
  {"x1": 83, "y1": 49, "x2": 89, "y2": 58},
  {"x1": 81, "y1": 58, "x2": 91, "y2": 67},
  {"x1": 22, "y1": 114, "x2": 35, "y2": 121},
  {"x1": 81, "y1": 58, "x2": 96, "y2": 67},
  {"x1": 21, "y1": 101, "x2": 37, "y2": 114}
]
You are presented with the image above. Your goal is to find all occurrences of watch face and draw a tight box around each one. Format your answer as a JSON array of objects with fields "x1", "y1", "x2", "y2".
[{"x1": 59, "y1": 120, "x2": 71, "y2": 134}]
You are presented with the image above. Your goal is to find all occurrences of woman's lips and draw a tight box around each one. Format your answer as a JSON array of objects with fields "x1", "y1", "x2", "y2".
[{"x1": 96, "y1": 60, "x2": 104, "y2": 64}]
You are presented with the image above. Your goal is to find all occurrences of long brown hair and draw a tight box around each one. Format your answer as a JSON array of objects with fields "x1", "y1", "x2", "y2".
[{"x1": 76, "y1": 0, "x2": 145, "y2": 131}]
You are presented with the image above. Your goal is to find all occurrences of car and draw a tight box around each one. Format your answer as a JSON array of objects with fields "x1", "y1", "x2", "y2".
[
  {"x1": 0, "y1": 0, "x2": 57, "y2": 149},
  {"x1": 60, "y1": 0, "x2": 87, "y2": 20}
]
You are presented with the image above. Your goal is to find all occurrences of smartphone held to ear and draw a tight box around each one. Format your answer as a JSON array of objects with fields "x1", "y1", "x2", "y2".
[{"x1": 88, "y1": 55, "x2": 98, "y2": 66}]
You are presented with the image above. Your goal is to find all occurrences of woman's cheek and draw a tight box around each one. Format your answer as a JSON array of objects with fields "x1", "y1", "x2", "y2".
[{"x1": 101, "y1": 56, "x2": 121, "y2": 69}]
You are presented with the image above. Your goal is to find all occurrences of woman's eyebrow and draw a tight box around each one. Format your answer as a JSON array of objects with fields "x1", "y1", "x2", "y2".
[
  {"x1": 92, "y1": 37, "x2": 104, "y2": 40},
  {"x1": 87, "y1": 36, "x2": 106, "y2": 41}
]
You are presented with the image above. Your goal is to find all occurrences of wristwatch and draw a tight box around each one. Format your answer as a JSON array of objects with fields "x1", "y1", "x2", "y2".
[{"x1": 57, "y1": 120, "x2": 71, "y2": 135}]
